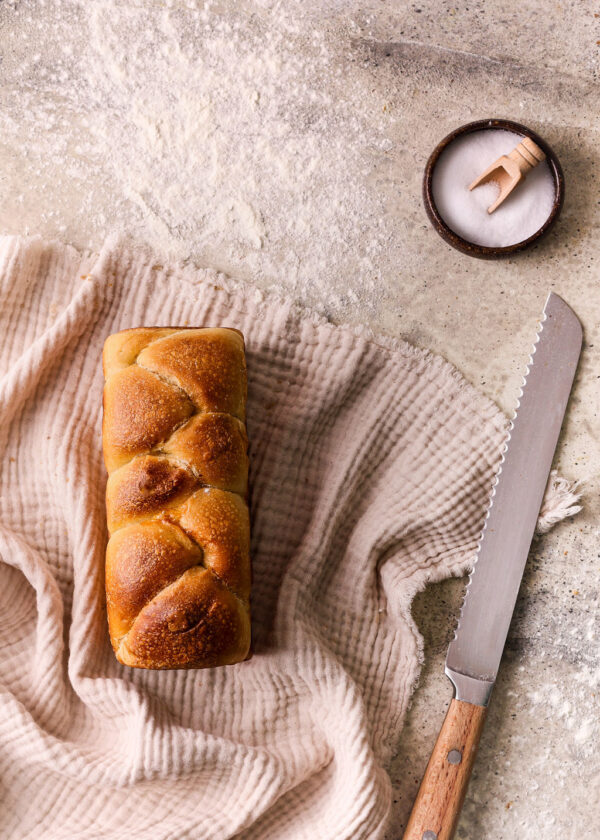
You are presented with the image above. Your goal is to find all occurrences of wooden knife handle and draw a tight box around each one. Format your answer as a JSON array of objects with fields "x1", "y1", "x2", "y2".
[{"x1": 402, "y1": 699, "x2": 487, "y2": 840}]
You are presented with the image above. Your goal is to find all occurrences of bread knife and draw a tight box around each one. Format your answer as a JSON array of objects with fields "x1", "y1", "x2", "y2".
[{"x1": 402, "y1": 292, "x2": 582, "y2": 840}]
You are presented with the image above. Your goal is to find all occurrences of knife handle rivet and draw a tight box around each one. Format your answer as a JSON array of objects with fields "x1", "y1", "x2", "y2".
[
  {"x1": 422, "y1": 832, "x2": 437, "y2": 840},
  {"x1": 447, "y1": 749, "x2": 462, "y2": 765}
]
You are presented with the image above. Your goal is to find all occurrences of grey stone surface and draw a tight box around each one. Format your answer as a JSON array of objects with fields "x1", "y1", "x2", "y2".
[{"x1": 0, "y1": 1, "x2": 598, "y2": 836}]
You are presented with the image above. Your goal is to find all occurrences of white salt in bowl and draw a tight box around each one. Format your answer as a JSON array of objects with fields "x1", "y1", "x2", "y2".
[{"x1": 423, "y1": 119, "x2": 564, "y2": 259}]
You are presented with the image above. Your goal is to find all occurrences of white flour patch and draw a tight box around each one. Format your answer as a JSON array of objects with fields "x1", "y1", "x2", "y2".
[{"x1": 0, "y1": 0, "x2": 397, "y2": 320}]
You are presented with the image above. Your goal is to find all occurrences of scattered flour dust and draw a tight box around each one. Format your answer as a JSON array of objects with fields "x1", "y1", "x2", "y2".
[
  {"x1": 528, "y1": 668, "x2": 600, "y2": 758},
  {"x1": 0, "y1": 0, "x2": 396, "y2": 319}
]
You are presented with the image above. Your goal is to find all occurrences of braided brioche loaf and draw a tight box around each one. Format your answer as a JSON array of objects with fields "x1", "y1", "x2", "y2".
[{"x1": 102, "y1": 327, "x2": 251, "y2": 669}]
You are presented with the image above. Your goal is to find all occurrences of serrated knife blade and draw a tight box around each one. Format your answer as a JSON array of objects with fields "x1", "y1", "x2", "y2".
[
  {"x1": 445, "y1": 291, "x2": 582, "y2": 706},
  {"x1": 403, "y1": 292, "x2": 582, "y2": 840}
]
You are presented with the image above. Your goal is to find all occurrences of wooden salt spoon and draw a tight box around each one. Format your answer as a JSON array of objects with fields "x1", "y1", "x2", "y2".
[{"x1": 468, "y1": 136, "x2": 546, "y2": 213}]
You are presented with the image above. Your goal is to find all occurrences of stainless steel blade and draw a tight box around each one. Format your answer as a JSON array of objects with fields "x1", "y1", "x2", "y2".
[{"x1": 446, "y1": 292, "x2": 582, "y2": 706}]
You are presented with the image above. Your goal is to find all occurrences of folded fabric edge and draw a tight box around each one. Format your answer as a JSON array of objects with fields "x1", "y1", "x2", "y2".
[
  {"x1": 403, "y1": 468, "x2": 583, "y2": 602},
  {"x1": 536, "y1": 469, "x2": 582, "y2": 536}
]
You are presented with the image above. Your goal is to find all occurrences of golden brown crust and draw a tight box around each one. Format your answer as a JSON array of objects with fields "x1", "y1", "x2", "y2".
[
  {"x1": 174, "y1": 489, "x2": 251, "y2": 602},
  {"x1": 102, "y1": 327, "x2": 250, "y2": 670},
  {"x1": 137, "y1": 329, "x2": 246, "y2": 419},
  {"x1": 163, "y1": 413, "x2": 248, "y2": 495},
  {"x1": 103, "y1": 366, "x2": 194, "y2": 473},
  {"x1": 102, "y1": 328, "x2": 178, "y2": 378},
  {"x1": 106, "y1": 520, "x2": 203, "y2": 643},
  {"x1": 106, "y1": 456, "x2": 197, "y2": 534},
  {"x1": 117, "y1": 567, "x2": 250, "y2": 669}
]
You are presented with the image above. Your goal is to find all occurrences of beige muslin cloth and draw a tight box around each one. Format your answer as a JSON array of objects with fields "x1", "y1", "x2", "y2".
[{"x1": 0, "y1": 236, "x2": 580, "y2": 839}]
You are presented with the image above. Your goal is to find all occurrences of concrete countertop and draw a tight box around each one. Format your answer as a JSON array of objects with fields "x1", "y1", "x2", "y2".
[{"x1": 1, "y1": 1, "x2": 598, "y2": 837}]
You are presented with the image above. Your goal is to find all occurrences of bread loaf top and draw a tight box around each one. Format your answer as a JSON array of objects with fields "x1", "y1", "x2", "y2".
[{"x1": 102, "y1": 327, "x2": 251, "y2": 670}]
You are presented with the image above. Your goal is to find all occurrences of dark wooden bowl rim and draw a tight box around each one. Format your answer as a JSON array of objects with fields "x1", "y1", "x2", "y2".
[{"x1": 423, "y1": 118, "x2": 564, "y2": 259}]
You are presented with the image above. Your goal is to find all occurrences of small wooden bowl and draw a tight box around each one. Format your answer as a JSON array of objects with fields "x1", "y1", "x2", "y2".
[{"x1": 423, "y1": 119, "x2": 564, "y2": 259}]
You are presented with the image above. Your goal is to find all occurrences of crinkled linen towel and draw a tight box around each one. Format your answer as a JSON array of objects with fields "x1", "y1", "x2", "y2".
[{"x1": 0, "y1": 236, "x2": 581, "y2": 840}]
